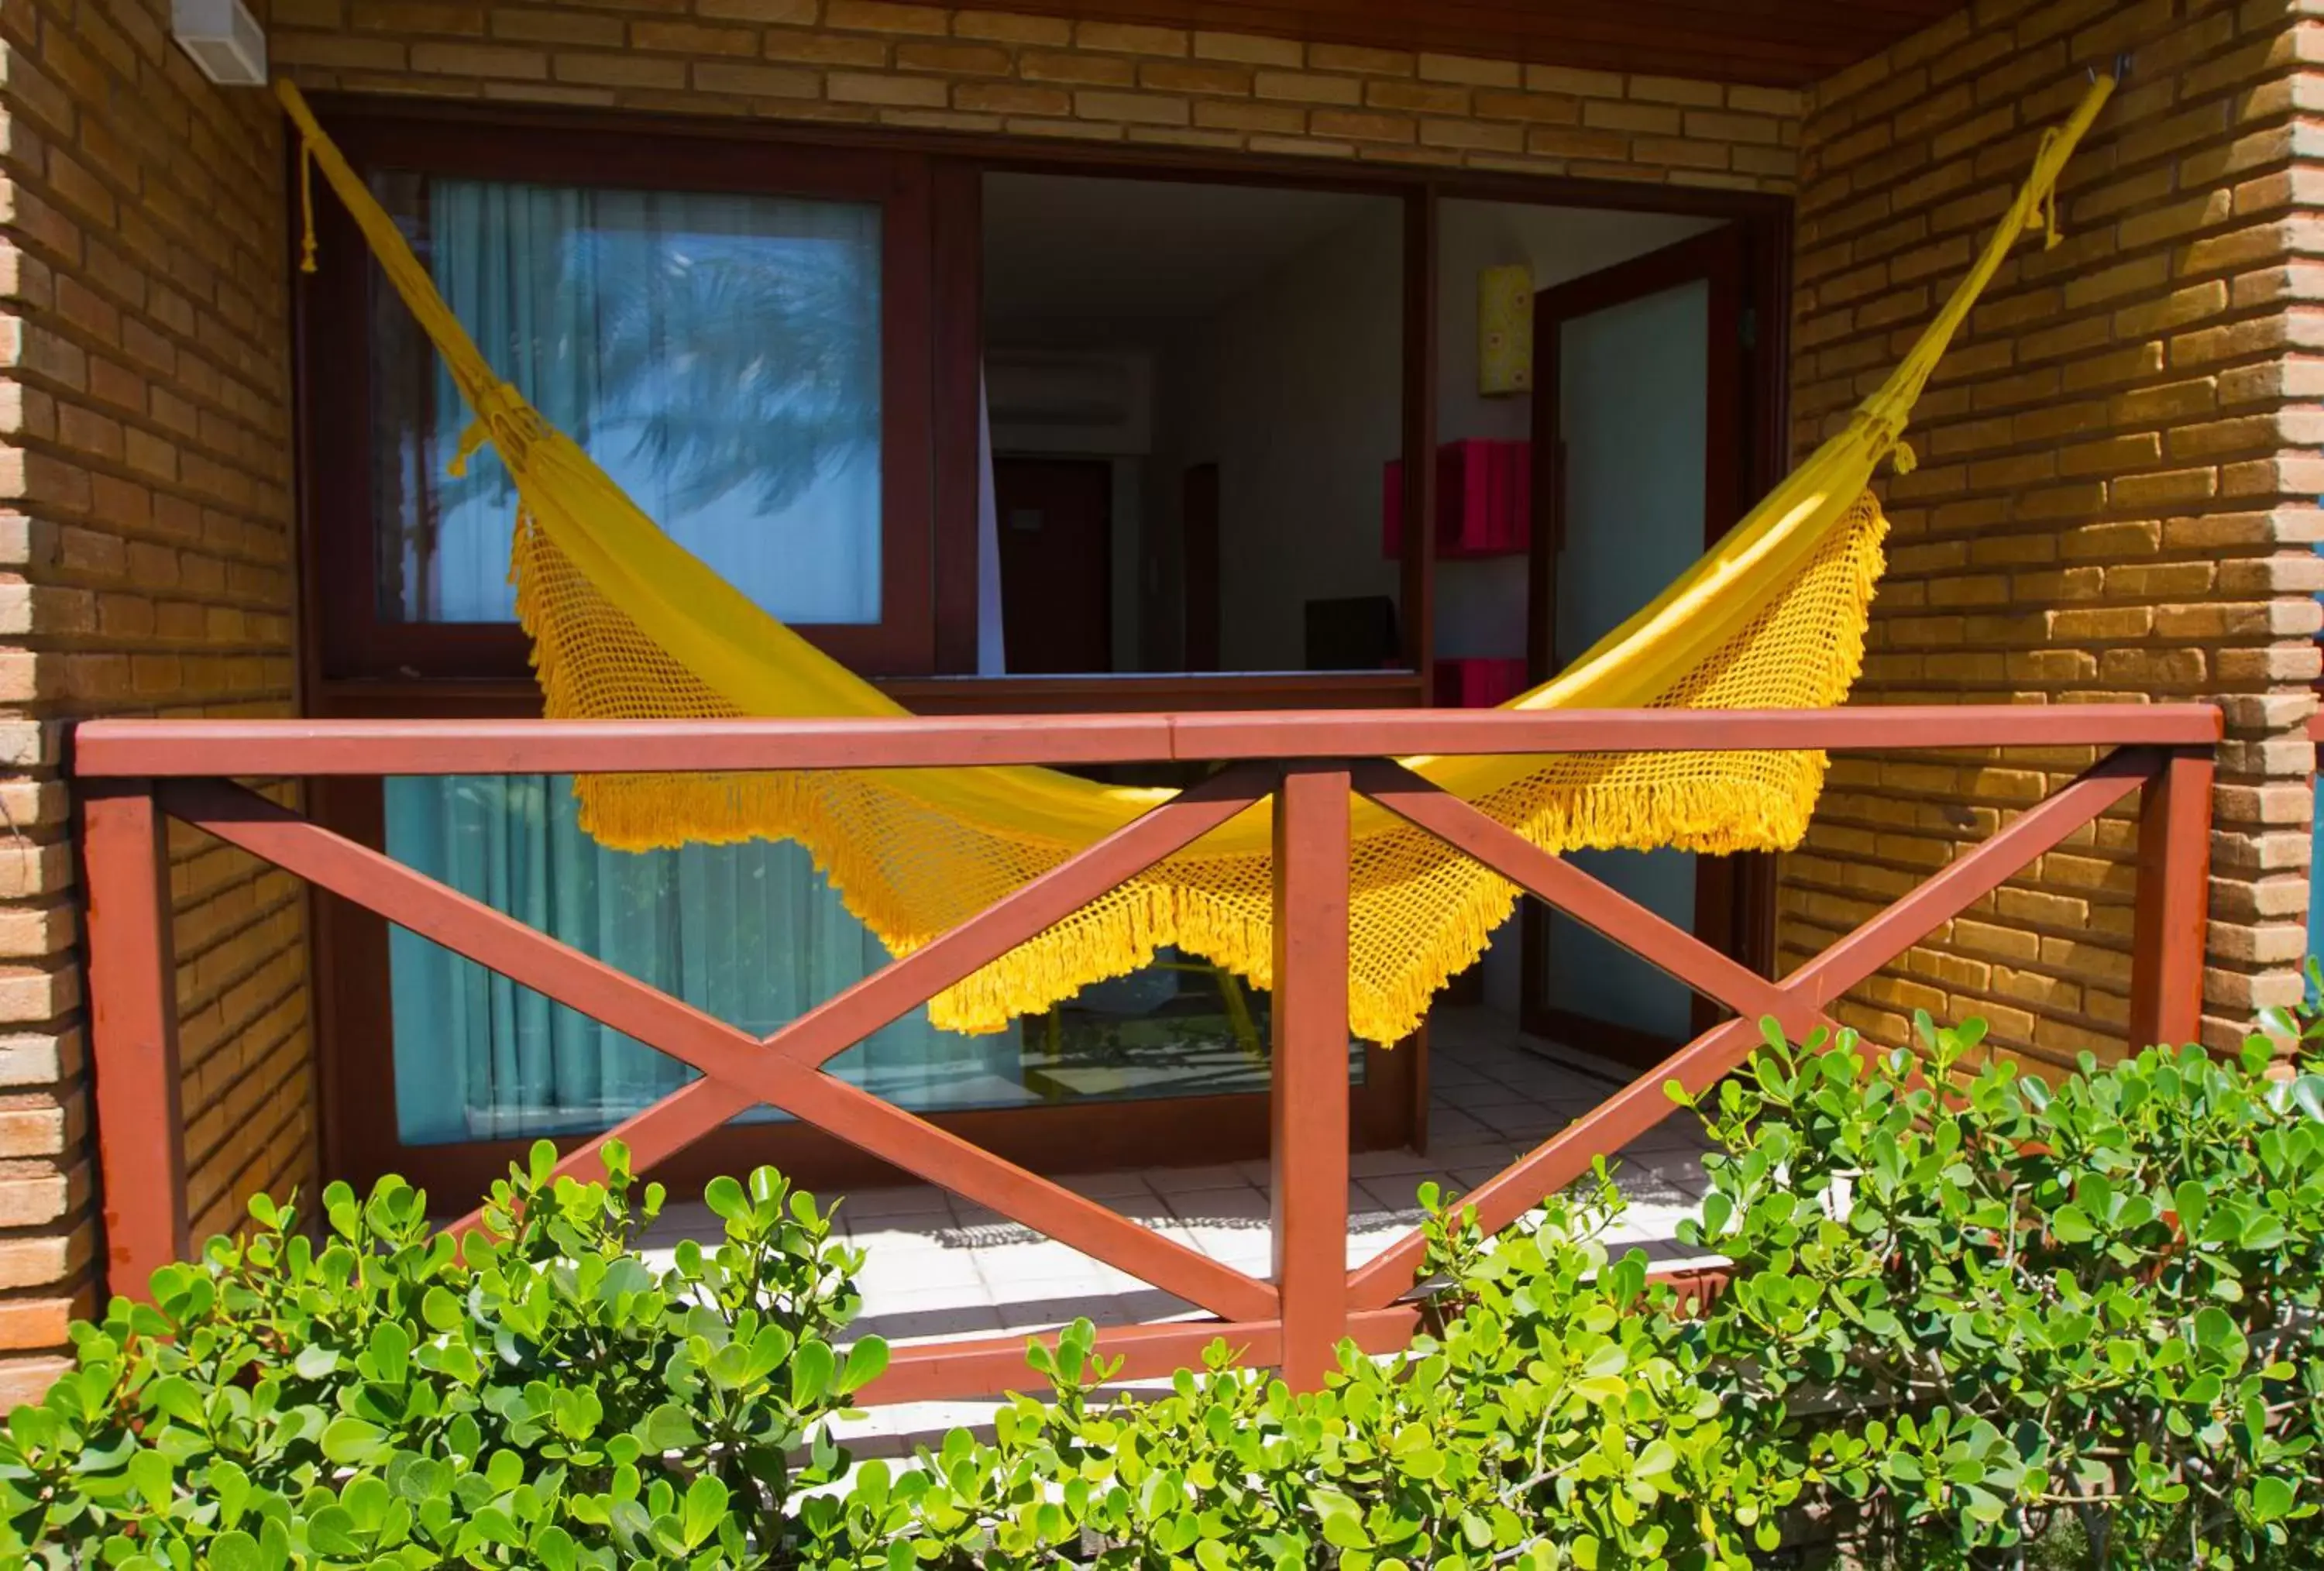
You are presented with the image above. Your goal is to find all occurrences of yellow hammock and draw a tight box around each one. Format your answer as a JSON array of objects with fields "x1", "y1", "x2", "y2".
[{"x1": 277, "y1": 76, "x2": 2112, "y2": 1047}]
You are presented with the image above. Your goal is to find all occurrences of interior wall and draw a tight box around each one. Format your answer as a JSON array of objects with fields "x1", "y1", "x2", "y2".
[
  {"x1": 1430, "y1": 202, "x2": 1725, "y2": 669},
  {"x1": 1159, "y1": 204, "x2": 1406, "y2": 674}
]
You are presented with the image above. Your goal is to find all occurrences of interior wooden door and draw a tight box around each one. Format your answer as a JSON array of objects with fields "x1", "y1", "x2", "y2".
[
  {"x1": 995, "y1": 455, "x2": 1113, "y2": 674},
  {"x1": 1518, "y1": 227, "x2": 1765, "y2": 1066}
]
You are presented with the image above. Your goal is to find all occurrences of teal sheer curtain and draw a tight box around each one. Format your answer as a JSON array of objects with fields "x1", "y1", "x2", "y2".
[
  {"x1": 384, "y1": 177, "x2": 882, "y2": 626},
  {"x1": 387, "y1": 775, "x2": 1026, "y2": 1144}
]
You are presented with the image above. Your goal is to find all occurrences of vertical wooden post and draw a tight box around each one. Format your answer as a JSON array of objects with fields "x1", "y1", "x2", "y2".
[
  {"x1": 1271, "y1": 763, "x2": 1351, "y2": 1391},
  {"x1": 2129, "y1": 748, "x2": 2214, "y2": 1051},
  {"x1": 81, "y1": 779, "x2": 187, "y2": 1301}
]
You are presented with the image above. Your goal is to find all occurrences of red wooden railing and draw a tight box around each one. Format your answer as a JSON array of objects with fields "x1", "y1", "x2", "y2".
[{"x1": 70, "y1": 704, "x2": 2219, "y2": 1401}]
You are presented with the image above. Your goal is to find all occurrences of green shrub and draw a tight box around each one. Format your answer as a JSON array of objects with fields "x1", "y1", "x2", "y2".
[
  {"x1": 5, "y1": 1014, "x2": 2324, "y2": 1569},
  {"x1": 1677, "y1": 1016, "x2": 2324, "y2": 1568},
  {"x1": 0, "y1": 1143, "x2": 885, "y2": 1567}
]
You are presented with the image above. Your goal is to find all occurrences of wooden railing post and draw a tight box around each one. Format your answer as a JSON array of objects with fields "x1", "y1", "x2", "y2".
[
  {"x1": 2130, "y1": 747, "x2": 2215, "y2": 1051},
  {"x1": 80, "y1": 779, "x2": 188, "y2": 1301},
  {"x1": 1271, "y1": 763, "x2": 1351, "y2": 1391}
]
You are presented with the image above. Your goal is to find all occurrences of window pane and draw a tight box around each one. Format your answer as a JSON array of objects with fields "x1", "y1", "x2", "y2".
[
  {"x1": 370, "y1": 176, "x2": 882, "y2": 626},
  {"x1": 382, "y1": 775, "x2": 1359, "y2": 1146}
]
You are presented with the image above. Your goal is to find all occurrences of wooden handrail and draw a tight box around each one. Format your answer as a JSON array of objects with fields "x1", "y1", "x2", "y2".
[
  {"x1": 69, "y1": 703, "x2": 2223, "y2": 777},
  {"x1": 70, "y1": 705, "x2": 2221, "y2": 1406}
]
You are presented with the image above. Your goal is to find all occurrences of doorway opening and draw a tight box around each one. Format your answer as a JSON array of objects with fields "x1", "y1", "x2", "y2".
[
  {"x1": 1426, "y1": 199, "x2": 1780, "y2": 1071},
  {"x1": 980, "y1": 172, "x2": 1408, "y2": 679}
]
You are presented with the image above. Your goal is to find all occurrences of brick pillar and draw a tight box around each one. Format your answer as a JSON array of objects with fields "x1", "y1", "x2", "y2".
[
  {"x1": 1786, "y1": 0, "x2": 2324, "y2": 1066},
  {"x1": 0, "y1": 0, "x2": 310, "y2": 1401}
]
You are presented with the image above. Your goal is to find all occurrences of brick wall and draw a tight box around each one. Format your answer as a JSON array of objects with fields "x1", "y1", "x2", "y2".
[
  {"x1": 1782, "y1": 0, "x2": 2323, "y2": 1065},
  {"x1": 263, "y1": 1, "x2": 1801, "y2": 189},
  {"x1": 0, "y1": 0, "x2": 307, "y2": 1400}
]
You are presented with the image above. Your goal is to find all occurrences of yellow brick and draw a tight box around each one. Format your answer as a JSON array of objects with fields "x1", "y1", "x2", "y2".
[
  {"x1": 630, "y1": 21, "x2": 757, "y2": 56},
  {"x1": 1191, "y1": 30, "x2": 1301, "y2": 67},
  {"x1": 893, "y1": 40, "x2": 1009, "y2": 74},
  {"x1": 949, "y1": 10, "x2": 1071, "y2": 44},
  {"x1": 1019, "y1": 50, "x2": 1135, "y2": 86},
  {"x1": 490, "y1": 9, "x2": 624, "y2": 46},
  {"x1": 1421, "y1": 118, "x2": 1521, "y2": 153},
  {"x1": 1631, "y1": 136, "x2": 1731, "y2": 170},
  {"x1": 1072, "y1": 20, "x2": 1186, "y2": 55},
  {"x1": 1252, "y1": 69, "x2": 1361, "y2": 105},
  {"x1": 954, "y1": 81, "x2": 1069, "y2": 116},
  {"x1": 1583, "y1": 98, "x2": 1680, "y2": 136},
  {"x1": 1310, "y1": 109, "x2": 1413, "y2": 143},
  {"x1": 693, "y1": 60, "x2": 819, "y2": 97},
  {"x1": 1192, "y1": 98, "x2": 1305, "y2": 135},
  {"x1": 553, "y1": 51, "x2": 685, "y2": 89},
  {"x1": 1417, "y1": 52, "x2": 1518, "y2": 87},
  {"x1": 761, "y1": 32, "x2": 888, "y2": 65},
  {"x1": 1140, "y1": 60, "x2": 1250, "y2": 95},
  {"x1": 1367, "y1": 78, "x2": 1468, "y2": 114},
  {"x1": 1073, "y1": 89, "x2": 1189, "y2": 125},
  {"x1": 1307, "y1": 42, "x2": 1411, "y2": 74},
  {"x1": 823, "y1": 0, "x2": 947, "y2": 33},
  {"x1": 406, "y1": 40, "x2": 545, "y2": 77}
]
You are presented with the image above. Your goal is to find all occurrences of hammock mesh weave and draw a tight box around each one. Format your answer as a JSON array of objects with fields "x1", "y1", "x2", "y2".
[{"x1": 516, "y1": 493, "x2": 1886, "y2": 1042}]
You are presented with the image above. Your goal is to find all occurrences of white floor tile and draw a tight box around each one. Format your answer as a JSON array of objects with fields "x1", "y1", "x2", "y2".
[{"x1": 654, "y1": 1007, "x2": 1711, "y2": 1424}]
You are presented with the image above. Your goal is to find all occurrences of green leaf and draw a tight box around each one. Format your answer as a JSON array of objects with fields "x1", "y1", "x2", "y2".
[
  {"x1": 1313, "y1": 1489, "x2": 1370, "y2": 1550},
  {"x1": 2050, "y1": 1205, "x2": 2095, "y2": 1243},
  {"x1": 790, "y1": 1339, "x2": 837, "y2": 1408},
  {"x1": 837, "y1": 1335, "x2": 889, "y2": 1395},
  {"x1": 634, "y1": 1402, "x2": 701, "y2": 1454},
  {"x1": 421, "y1": 1285, "x2": 464, "y2": 1332},
  {"x1": 367, "y1": 1321, "x2": 411, "y2": 1385},
  {"x1": 305, "y1": 1504, "x2": 364, "y2": 1556},
  {"x1": 208, "y1": 1531, "x2": 263, "y2": 1571},
  {"x1": 2174, "y1": 1180, "x2": 2208, "y2": 1232},
  {"x1": 703, "y1": 1174, "x2": 747, "y2": 1222},
  {"x1": 682, "y1": 1475, "x2": 728, "y2": 1549},
  {"x1": 321, "y1": 1415, "x2": 390, "y2": 1466},
  {"x1": 532, "y1": 1525, "x2": 579, "y2": 1571},
  {"x1": 2254, "y1": 1476, "x2": 2297, "y2": 1523}
]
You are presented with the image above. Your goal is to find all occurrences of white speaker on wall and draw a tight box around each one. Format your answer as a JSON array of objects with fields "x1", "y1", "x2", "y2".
[{"x1": 171, "y1": 0, "x2": 266, "y2": 87}]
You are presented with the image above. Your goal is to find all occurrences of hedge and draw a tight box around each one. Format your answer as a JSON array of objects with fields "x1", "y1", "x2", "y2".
[{"x1": 5, "y1": 1009, "x2": 2323, "y2": 1569}]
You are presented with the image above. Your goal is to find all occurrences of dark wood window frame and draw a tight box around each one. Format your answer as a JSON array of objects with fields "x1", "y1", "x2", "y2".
[
  {"x1": 301, "y1": 113, "x2": 945, "y2": 685},
  {"x1": 289, "y1": 95, "x2": 1791, "y2": 1196}
]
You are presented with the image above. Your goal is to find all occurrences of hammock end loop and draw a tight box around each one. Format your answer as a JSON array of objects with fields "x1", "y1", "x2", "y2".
[
  {"x1": 295, "y1": 133, "x2": 319, "y2": 275},
  {"x1": 449, "y1": 381, "x2": 540, "y2": 479}
]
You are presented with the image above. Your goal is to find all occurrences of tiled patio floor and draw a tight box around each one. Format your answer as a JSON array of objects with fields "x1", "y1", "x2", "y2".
[{"x1": 638, "y1": 1006, "x2": 1718, "y2": 1360}]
